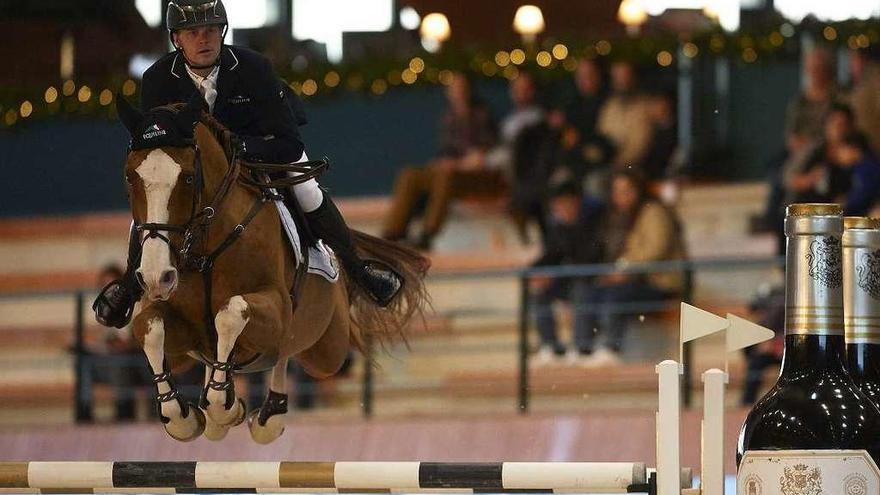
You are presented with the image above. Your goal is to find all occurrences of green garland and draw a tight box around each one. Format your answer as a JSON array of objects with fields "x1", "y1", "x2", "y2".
[{"x1": 2, "y1": 18, "x2": 878, "y2": 129}]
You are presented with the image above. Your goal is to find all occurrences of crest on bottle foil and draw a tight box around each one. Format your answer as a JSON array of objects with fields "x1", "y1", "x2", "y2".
[
  {"x1": 844, "y1": 472, "x2": 868, "y2": 495},
  {"x1": 857, "y1": 250, "x2": 880, "y2": 299},
  {"x1": 780, "y1": 464, "x2": 823, "y2": 495},
  {"x1": 807, "y1": 236, "x2": 842, "y2": 289}
]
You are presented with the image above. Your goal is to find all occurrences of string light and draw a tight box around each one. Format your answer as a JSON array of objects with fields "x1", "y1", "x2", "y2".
[
  {"x1": 438, "y1": 70, "x2": 454, "y2": 86},
  {"x1": 657, "y1": 51, "x2": 673, "y2": 67},
  {"x1": 122, "y1": 79, "x2": 137, "y2": 97},
  {"x1": 20, "y1": 101, "x2": 33, "y2": 118},
  {"x1": 552, "y1": 44, "x2": 568, "y2": 60},
  {"x1": 401, "y1": 69, "x2": 417, "y2": 84},
  {"x1": 562, "y1": 57, "x2": 577, "y2": 71},
  {"x1": 769, "y1": 32, "x2": 784, "y2": 47},
  {"x1": 78, "y1": 86, "x2": 92, "y2": 103},
  {"x1": 857, "y1": 34, "x2": 870, "y2": 48},
  {"x1": 495, "y1": 51, "x2": 510, "y2": 67},
  {"x1": 99, "y1": 89, "x2": 113, "y2": 106},
  {"x1": 45, "y1": 87, "x2": 58, "y2": 104},
  {"x1": 324, "y1": 71, "x2": 340, "y2": 88},
  {"x1": 387, "y1": 70, "x2": 402, "y2": 85},
  {"x1": 536, "y1": 51, "x2": 552, "y2": 67},
  {"x1": 510, "y1": 48, "x2": 526, "y2": 65},
  {"x1": 595, "y1": 40, "x2": 612, "y2": 56},
  {"x1": 481, "y1": 61, "x2": 498, "y2": 76},
  {"x1": 370, "y1": 79, "x2": 388, "y2": 95},
  {"x1": 302, "y1": 79, "x2": 318, "y2": 96},
  {"x1": 62, "y1": 80, "x2": 76, "y2": 96},
  {"x1": 682, "y1": 42, "x2": 698, "y2": 58},
  {"x1": 502, "y1": 66, "x2": 519, "y2": 80},
  {"x1": 823, "y1": 26, "x2": 837, "y2": 41},
  {"x1": 742, "y1": 48, "x2": 757, "y2": 63},
  {"x1": 5, "y1": 109, "x2": 17, "y2": 126},
  {"x1": 409, "y1": 57, "x2": 425, "y2": 74}
]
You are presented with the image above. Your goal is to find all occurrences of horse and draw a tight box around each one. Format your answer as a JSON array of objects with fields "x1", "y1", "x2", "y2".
[{"x1": 114, "y1": 93, "x2": 429, "y2": 443}]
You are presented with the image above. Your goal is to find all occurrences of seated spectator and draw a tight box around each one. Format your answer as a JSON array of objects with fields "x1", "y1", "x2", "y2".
[
  {"x1": 530, "y1": 181, "x2": 604, "y2": 365},
  {"x1": 554, "y1": 59, "x2": 615, "y2": 199},
  {"x1": 485, "y1": 71, "x2": 545, "y2": 174},
  {"x1": 597, "y1": 62, "x2": 653, "y2": 172},
  {"x1": 759, "y1": 48, "x2": 839, "y2": 250},
  {"x1": 783, "y1": 104, "x2": 856, "y2": 207},
  {"x1": 382, "y1": 72, "x2": 498, "y2": 250},
  {"x1": 586, "y1": 170, "x2": 687, "y2": 365},
  {"x1": 639, "y1": 91, "x2": 679, "y2": 181},
  {"x1": 832, "y1": 132, "x2": 880, "y2": 215}
]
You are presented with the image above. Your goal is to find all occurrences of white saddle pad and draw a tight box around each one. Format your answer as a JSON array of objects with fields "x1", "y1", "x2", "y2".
[{"x1": 273, "y1": 199, "x2": 339, "y2": 283}]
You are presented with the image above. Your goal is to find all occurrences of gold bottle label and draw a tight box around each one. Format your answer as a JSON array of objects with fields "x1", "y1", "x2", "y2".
[{"x1": 738, "y1": 450, "x2": 880, "y2": 495}]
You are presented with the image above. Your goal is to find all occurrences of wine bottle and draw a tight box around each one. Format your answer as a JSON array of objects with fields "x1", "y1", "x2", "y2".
[
  {"x1": 737, "y1": 204, "x2": 880, "y2": 467},
  {"x1": 844, "y1": 216, "x2": 880, "y2": 410}
]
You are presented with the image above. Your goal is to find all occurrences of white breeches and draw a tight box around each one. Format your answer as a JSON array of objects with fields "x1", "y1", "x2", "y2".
[{"x1": 291, "y1": 151, "x2": 323, "y2": 212}]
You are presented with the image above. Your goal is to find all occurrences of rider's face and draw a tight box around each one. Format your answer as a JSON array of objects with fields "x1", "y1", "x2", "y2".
[{"x1": 174, "y1": 25, "x2": 222, "y2": 68}]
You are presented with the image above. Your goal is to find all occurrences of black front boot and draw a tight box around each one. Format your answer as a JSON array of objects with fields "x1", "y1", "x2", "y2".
[
  {"x1": 304, "y1": 196, "x2": 403, "y2": 307},
  {"x1": 93, "y1": 223, "x2": 144, "y2": 328}
]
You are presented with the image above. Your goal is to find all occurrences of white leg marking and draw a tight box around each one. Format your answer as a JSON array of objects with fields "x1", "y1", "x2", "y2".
[
  {"x1": 143, "y1": 317, "x2": 181, "y2": 420},
  {"x1": 206, "y1": 296, "x2": 250, "y2": 419},
  {"x1": 269, "y1": 357, "x2": 289, "y2": 395}
]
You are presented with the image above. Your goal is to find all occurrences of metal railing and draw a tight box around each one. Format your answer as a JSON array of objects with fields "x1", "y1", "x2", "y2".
[{"x1": 0, "y1": 255, "x2": 782, "y2": 422}]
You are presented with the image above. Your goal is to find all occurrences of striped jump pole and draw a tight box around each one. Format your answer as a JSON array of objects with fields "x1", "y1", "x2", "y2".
[{"x1": 0, "y1": 461, "x2": 677, "y2": 494}]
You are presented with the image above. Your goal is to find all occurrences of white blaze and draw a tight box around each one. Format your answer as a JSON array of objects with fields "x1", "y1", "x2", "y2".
[{"x1": 136, "y1": 149, "x2": 181, "y2": 292}]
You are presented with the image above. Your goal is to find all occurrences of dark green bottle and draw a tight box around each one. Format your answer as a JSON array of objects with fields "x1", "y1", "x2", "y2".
[{"x1": 737, "y1": 204, "x2": 880, "y2": 466}]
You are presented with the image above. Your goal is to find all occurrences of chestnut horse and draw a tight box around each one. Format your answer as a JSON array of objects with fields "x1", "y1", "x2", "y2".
[{"x1": 116, "y1": 95, "x2": 428, "y2": 443}]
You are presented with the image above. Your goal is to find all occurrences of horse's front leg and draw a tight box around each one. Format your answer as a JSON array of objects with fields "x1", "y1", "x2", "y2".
[
  {"x1": 137, "y1": 312, "x2": 205, "y2": 441},
  {"x1": 202, "y1": 295, "x2": 249, "y2": 426},
  {"x1": 248, "y1": 357, "x2": 289, "y2": 444}
]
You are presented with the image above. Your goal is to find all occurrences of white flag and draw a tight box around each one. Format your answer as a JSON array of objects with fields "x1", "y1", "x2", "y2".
[
  {"x1": 680, "y1": 302, "x2": 729, "y2": 344},
  {"x1": 726, "y1": 313, "x2": 776, "y2": 352}
]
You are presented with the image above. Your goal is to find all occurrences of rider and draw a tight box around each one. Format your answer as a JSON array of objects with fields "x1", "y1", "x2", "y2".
[{"x1": 94, "y1": 0, "x2": 402, "y2": 328}]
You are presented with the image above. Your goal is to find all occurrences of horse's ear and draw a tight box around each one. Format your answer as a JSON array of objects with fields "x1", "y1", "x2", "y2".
[
  {"x1": 116, "y1": 94, "x2": 142, "y2": 135},
  {"x1": 178, "y1": 91, "x2": 207, "y2": 132}
]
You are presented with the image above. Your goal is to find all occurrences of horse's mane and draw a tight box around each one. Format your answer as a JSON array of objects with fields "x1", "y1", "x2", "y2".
[{"x1": 158, "y1": 103, "x2": 236, "y2": 162}]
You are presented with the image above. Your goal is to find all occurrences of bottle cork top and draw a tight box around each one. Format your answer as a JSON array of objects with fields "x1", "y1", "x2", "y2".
[
  {"x1": 787, "y1": 203, "x2": 842, "y2": 217},
  {"x1": 844, "y1": 216, "x2": 879, "y2": 230}
]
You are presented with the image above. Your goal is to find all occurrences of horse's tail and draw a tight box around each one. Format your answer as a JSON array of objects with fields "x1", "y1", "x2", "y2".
[{"x1": 346, "y1": 230, "x2": 431, "y2": 353}]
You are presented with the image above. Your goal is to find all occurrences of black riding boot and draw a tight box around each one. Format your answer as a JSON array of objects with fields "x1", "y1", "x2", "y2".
[
  {"x1": 93, "y1": 223, "x2": 144, "y2": 328},
  {"x1": 304, "y1": 196, "x2": 403, "y2": 307}
]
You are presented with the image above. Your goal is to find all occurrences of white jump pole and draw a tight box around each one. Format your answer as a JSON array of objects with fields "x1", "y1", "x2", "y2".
[
  {"x1": 656, "y1": 359, "x2": 682, "y2": 495},
  {"x1": 701, "y1": 368, "x2": 727, "y2": 495}
]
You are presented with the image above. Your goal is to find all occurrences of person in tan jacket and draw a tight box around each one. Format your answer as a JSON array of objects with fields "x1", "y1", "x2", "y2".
[
  {"x1": 583, "y1": 170, "x2": 686, "y2": 366},
  {"x1": 597, "y1": 62, "x2": 653, "y2": 170}
]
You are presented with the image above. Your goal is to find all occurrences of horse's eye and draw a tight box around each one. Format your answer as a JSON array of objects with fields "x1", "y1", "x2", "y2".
[{"x1": 185, "y1": 175, "x2": 194, "y2": 185}]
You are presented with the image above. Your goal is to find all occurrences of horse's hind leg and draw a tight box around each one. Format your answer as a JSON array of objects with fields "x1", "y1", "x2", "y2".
[
  {"x1": 139, "y1": 315, "x2": 205, "y2": 441},
  {"x1": 202, "y1": 296, "x2": 249, "y2": 427},
  {"x1": 247, "y1": 357, "x2": 289, "y2": 444}
]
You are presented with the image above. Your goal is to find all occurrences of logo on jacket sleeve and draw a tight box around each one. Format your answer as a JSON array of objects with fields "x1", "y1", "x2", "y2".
[
  {"x1": 228, "y1": 95, "x2": 252, "y2": 105},
  {"x1": 142, "y1": 123, "x2": 167, "y2": 140}
]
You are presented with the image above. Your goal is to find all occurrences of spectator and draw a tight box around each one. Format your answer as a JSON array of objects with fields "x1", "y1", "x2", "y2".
[
  {"x1": 847, "y1": 48, "x2": 880, "y2": 155},
  {"x1": 639, "y1": 91, "x2": 679, "y2": 182},
  {"x1": 783, "y1": 104, "x2": 856, "y2": 207},
  {"x1": 486, "y1": 71, "x2": 546, "y2": 174},
  {"x1": 784, "y1": 48, "x2": 838, "y2": 154},
  {"x1": 759, "y1": 48, "x2": 840, "y2": 245},
  {"x1": 382, "y1": 72, "x2": 498, "y2": 249},
  {"x1": 531, "y1": 181, "x2": 604, "y2": 365},
  {"x1": 586, "y1": 170, "x2": 687, "y2": 366},
  {"x1": 832, "y1": 132, "x2": 880, "y2": 215},
  {"x1": 596, "y1": 61, "x2": 653, "y2": 170},
  {"x1": 554, "y1": 59, "x2": 615, "y2": 197}
]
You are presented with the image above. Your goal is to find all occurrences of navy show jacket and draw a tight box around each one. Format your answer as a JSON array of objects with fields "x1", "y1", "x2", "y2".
[{"x1": 140, "y1": 45, "x2": 307, "y2": 163}]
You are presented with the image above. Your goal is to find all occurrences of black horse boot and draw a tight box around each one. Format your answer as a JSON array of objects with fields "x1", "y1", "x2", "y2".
[
  {"x1": 93, "y1": 223, "x2": 144, "y2": 328},
  {"x1": 304, "y1": 196, "x2": 403, "y2": 307}
]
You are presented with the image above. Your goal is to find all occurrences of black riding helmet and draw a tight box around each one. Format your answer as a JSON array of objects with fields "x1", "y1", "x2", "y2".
[{"x1": 166, "y1": 0, "x2": 229, "y2": 68}]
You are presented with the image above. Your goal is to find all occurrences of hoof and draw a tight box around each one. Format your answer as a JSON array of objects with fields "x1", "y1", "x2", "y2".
[
  {"x1": 163, "y1": 404, "x2": 205, "y2": 442},
  {"x1": 203, "y1": 417, "x2": 231, "y2": 442},
  {"x1": 206, "y1": 397, "x2": 247, "y2": 427},
  {"x1": 247, "y1": 408, "x2": 285, "y2": 445}
]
